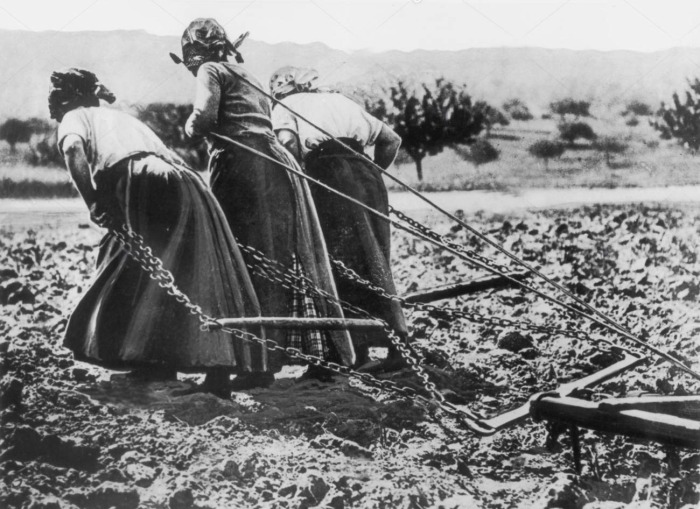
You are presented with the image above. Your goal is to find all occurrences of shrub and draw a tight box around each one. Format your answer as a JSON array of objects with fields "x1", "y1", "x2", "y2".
[
  {"x1": 528, "y1": 139, "x2": 565, "y2": 170},
  {"x1": 558, "y1": 122, "x2": 597, "y2": 146},
  {"x1": 475, "y1": 102, "x2": 509, "y2": 136},
  {"x1": 136, "y1": 103, "x2": 208, "y2": 168},
  {"x1": 622, "y1": 100, "x2": 653, "y2": 117},
  {"x1": 503, "y1": 98, "x2": 533, "y2": 121},
  {"x1": 550, "y1": 98, "x2": 591, "y2": 119},
  {"x1": 0, "y1": 118, "x2": 33, "y2": 153},
  {"x1": 469, "y1": 139, "x2": 499, "y2": 166},
  {"x1": 652, "y1": 78, "x2": 700, "y2": 152},
  {"x1": 593, "y1": 136, "x2": 628, "y2": 167},
  {"x1": 625, "y1": 116, "x2": 640, "y2": 127}
]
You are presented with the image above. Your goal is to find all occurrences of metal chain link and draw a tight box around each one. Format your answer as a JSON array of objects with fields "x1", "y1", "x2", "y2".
[
  {"x1": 390, "y1": 206, "x2": 513, "y2": 275},
  {"x1": 108, "y1": 222, "x2": 495, "y2": 435},
  {"x1": 234, "y1": 242, "x2": 494, "y2": 432},
  {"x1": 329, "y1": 257, "x2": 631, "y2": 356}
]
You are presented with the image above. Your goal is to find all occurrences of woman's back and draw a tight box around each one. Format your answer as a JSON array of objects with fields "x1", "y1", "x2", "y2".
[
  {"x1": 58, "y1": 106, "x2": 179, "y2": 176},
  {"x1": 188, "y1": 62, "x2": 273, "y2": 139}
]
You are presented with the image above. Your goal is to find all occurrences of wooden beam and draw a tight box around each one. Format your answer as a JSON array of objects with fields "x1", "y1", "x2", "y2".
[
  {"x1": 531, "y1": 396, "x2": 700, "y2": 449},
  {"x1": 599, "y1": 396, "x2": 700, "y2": 420},
  {"x1": 217, "y1": 317, "x2": 385, "y2": 331},
  {"x1": 402, "y1": 272, "x2": 528, "y2": 303},
  {"x1": 482, "y1": 354, "x2": 645, "y2": 431}
]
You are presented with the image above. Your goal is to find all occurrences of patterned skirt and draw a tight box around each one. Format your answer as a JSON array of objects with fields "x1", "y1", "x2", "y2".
[
  {"x1": 208, "y1": 134, "x2": 354, "y2": 366},
  {"x1": 63, "y1": 154, "x2": 269, "y2": 373}
]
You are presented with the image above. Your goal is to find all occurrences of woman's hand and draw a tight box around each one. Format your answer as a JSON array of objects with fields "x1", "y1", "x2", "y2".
[{"x1": 88, "y1": 201, "x2": 112, "y2": 229}]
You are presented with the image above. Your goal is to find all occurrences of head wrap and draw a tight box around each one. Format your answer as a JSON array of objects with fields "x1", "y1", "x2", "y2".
[
  {"x1": 48, "y1": 68, "x2": 116, "y2": 120},
  {"x1": 170, "y1": 18, "x2": 247, "y2": 72},
  {"x1": 269, "y1": 67, "x2": 319, "y2": 100}
]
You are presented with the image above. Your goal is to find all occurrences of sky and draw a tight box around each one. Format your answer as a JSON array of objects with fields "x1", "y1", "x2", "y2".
[{"x1": 0, "y1": 0, "x2": 699, "y2": 52}]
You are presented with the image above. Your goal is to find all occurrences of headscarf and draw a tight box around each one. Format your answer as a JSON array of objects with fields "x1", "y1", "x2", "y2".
[
  {"x1": 48, "y1": 68, "x2": 115, "y2": 120},
  {"x1": 170, "y1": 18, "x2": 247, "y2": 72},
  {"x1": 269, "y1": 67, "x2": 319, "y2": 100}
]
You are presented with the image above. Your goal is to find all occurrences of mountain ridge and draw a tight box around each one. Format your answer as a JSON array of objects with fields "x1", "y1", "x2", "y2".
[{"x1": 1, "y1": 29, "x2": 699, "y2": 119}]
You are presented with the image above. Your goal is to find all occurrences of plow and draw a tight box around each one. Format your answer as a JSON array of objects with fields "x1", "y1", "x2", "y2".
[{"x1": 100, "y1": 71, "x2": 700, "y2": 471}]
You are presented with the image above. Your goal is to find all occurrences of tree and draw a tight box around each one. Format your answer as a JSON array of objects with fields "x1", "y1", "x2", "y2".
[
  {"x1": 652, "y1": 78, "x2": 700, "y2": 152},
  {"x1": 0, "y1": 118, "x2": 33, "y2": 153},
  {"x1": 528, "y1": 140, "x2": 565, "y2": 170},
  {"x1": 558, "y1": 121, "x2": 597, "y2": 146},
  {"x1": 622, "y1": 100, "x2": 653, "y2": 117},
  {"x1": 469, "y1": 139, "x2": 499, "y2": 166},
  {"x1": 503, "y1": 98, "x2": 534, "y2": 121},
  {"x1": 364, "y1": 79, "x2": 486, "y2": 181},
  {"x1": 475, "y1": 101, "x2": 509, "y2": 136},
  {"x1": 593, "y1": 136, "x2": 628, "y2": 167},
  {"x1": 550, "y1": 98, "x2": 591, "y2": 119},
  {"x1": 135, "y1": 103, "x2": 208, "y2": 168}
]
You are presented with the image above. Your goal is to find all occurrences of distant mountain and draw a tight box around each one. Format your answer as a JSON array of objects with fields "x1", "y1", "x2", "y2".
[{"x1": 1, "y1": 29, "x2": 699, "y2": 120}]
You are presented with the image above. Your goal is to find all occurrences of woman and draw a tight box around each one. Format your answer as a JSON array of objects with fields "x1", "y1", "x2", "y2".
[
  {"x1": 50, "y1": 68, "x2": 269, "y2": 396},
  {"x1": 172, "y1": 19, "x2": 355, "y2": 380},
  {"x1": 269, "y1": 67, "x2": 408, "y2": 371}
]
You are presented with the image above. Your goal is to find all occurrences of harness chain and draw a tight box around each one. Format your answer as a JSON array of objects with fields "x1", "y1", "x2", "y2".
[
  {"x1": 108, "y1": 222, "x2": 495, "y2": 435},
  {"x1": 235, "y1": 242, "x2": 494, "y2": 432},
  {"x1": 389, "y1": 206, "x2": 513, "y2": 276},
  {"x1": 329, "y1": 258, "x2": 633, "y2": 357}
]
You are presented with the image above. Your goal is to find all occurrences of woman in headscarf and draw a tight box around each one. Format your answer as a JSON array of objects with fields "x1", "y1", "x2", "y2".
[
  {"x1": 269, "y1": 67, "x2": 408, "y2": 372},
  {"x1": 50, "y1": 68, "x2": 270, "y2": 397},
  {"x1": 171, "y1": 19, "x2": 355, "y2": 382}
]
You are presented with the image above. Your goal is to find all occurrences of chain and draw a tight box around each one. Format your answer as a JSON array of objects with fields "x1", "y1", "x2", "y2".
[
  {"x1": 235, "y1": 242, "x2": 495, "y2": 433},
  {"x1": 107, "y1": 221, "x2": 495, "y2": 435},
  {"x1": 330, "y1": 257, "x2": 631, "y2": 356},
  {"x1": 390, "y1": 206, "x2": 513, "y2": 275}
]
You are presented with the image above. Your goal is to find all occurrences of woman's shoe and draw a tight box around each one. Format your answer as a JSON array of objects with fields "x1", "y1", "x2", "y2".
[
  {"x1": 297, "y1": 364, "x2": 335, "y2": 383},
  {"x1": 229, "y1": 372, "x2": 275, "y2": 390},
  {"x1": 202, "y1": 369, "x2": 231, "y2": 399}
]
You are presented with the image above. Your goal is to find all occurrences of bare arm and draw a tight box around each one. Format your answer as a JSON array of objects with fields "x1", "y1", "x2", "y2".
[
  {"x1": 276, "y1": 128, "x2": 302, "y2": 164},
  {"x1": 62, "y1": 134, "x2": 96, "y2": 208},
  {"x1": 373, "y1": 123, "x2": 401, "y2": 169},
  {"x1": 186, "y1": 64, "x2": 221, "y2": 138}
]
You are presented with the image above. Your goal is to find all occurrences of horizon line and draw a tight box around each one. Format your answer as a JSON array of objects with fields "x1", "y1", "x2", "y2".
[{"x1": 1, "y1": 27, "x2": 698, "y2": 56}]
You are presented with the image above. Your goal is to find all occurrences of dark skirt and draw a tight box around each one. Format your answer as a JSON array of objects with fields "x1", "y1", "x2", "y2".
[
  {"x1": 305, "y1": 140, "x2": 408, "y2": 349},
  {"x1": 64, "y1": 154, "x2": 269, "y2": 373},
  {"x1": 208, "y1": 134, "x2": 355, "y2": 367}
]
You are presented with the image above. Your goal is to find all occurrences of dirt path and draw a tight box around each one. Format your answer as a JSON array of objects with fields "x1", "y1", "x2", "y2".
[{"x1": 3, "y1": 186, "x2": 700, "y2": 229}]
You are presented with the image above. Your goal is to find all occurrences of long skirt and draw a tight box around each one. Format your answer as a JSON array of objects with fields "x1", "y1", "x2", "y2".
[
  {"x1": 209, "y1": 134, "x2": 355, "y2": 367},
  {"x1": 64, "y1": 154, "x2": 269, "y2": 373},
  {"x1": 304, "y1": 139, "x2": 408, "y2": 352}
]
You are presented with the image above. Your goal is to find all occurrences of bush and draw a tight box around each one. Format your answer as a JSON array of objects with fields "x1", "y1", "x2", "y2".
[
  {"x1": 652, "y1": 78, "x2": 700, "y2": 152},
  {"x1": 469, "y1": 139, "x2": 499, "y2": 166},
  {"x1": 0, "y1": 118, "x2": 33, "y2": 153},
  {"x1": 593, "y1": 136, "x2": 628, "y2": 167},
  {"x1": 503, "y1": 98, "x2": 533, "y2": 121},
  {"x1": 28, "y1": 130, "x2": 63, "y2": 167},
  {"x1": 625, "y1": 116, "x2": 640, "y2": 127},
  {"x1": 528, "y1": 139, "x2": 565, "y2": 170},
  {"x1": 622, "y1": 100, "x2": 653, "y2": 117},
  {"x1": 136, "y1": 103, "x2": 208, "y2": 168},
  {"x1": 550, "y1": 98, "x2": 591, "y2": 119},
  {"x1": 558, "y1": 122, "x2": 597, "y2": 146}
]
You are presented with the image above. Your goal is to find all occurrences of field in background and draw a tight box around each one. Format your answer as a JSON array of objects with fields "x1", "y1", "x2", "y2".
[
  {"x1": 1, "y1": 113, "x2": 698, "y2": 198},
  {"x1": 389, "y1": 116, "x2": 699, "y2": 192}
]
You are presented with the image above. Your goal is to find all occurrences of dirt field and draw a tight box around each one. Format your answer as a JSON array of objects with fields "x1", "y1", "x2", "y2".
[{"x1": 1, "y1": 202, "x2": 699, "y2": 508}]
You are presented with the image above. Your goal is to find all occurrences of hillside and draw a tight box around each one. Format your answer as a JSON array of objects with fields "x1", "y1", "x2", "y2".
[{"x1": 1, "y1": 29, "x2": 700, "y2": 119}]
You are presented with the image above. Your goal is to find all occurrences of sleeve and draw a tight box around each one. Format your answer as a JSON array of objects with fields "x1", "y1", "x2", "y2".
[
  {"x1": 356, "y1": 107, "x2": 385, "y2": 147},
  {"x1": 271, "y1": 101, "x2": 298, "y2": 134},
  {"x1": 57, "y1": 110, "x2": 89, "y2": 155},
  {"x1": 186, "y1": 62, "x2": 222, "y2": 137}
]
